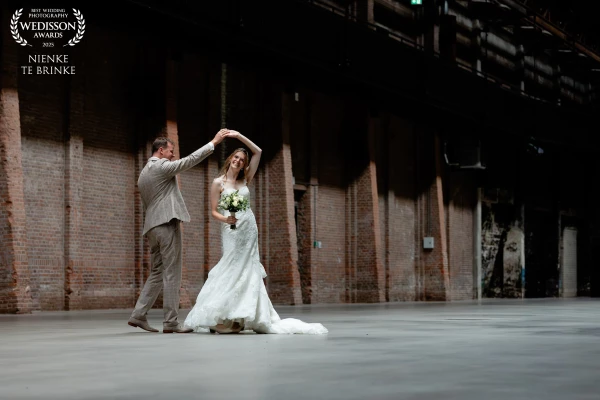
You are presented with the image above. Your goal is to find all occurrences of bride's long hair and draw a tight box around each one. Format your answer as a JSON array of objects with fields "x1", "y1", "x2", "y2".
[{"x1": 219, "y1": 148, "x2": 251, "y2": 182}]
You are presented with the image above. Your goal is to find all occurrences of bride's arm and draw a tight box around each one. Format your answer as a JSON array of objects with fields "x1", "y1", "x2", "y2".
[
  {"x1": 211, "y1": 178, "x2": 237, "y2": 225},
  {"x1": 226, "y1": 131, "x2": 262, "y2": 184}
]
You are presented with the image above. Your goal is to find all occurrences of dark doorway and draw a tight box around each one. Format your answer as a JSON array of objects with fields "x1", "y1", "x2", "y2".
[{"x1": 525, "y1": 208, "x2": 559, "y2": 298}]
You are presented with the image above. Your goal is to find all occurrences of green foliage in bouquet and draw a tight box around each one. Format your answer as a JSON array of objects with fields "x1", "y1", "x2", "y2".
[{"x1": 218, "y1": 191, "x2": 249, "y2": 229}]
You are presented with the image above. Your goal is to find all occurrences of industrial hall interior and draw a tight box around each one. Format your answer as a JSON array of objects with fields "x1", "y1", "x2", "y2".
[
  {"x1": 2, "y1": 1, "x2": 600, "y2": 400},
  {"x1": 2, "y1": 0, "x2": 599, "y2": 313}
]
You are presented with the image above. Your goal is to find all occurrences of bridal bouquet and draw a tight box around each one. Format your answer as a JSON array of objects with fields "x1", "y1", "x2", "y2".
[{"x1": 218, "y1": 191, "x2": 249, "y2": 229}]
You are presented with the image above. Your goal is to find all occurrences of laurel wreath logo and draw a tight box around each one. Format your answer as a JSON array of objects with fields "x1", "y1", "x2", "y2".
[
  {"x1": 64, "y1": 9, "x2": 85, "y2": 47},
  {"x1": 10, "y1": 9, "x2": 31, "y2": 47}
]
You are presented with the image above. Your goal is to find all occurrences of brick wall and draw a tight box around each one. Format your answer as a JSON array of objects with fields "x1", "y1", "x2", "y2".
[
  {"x1": 346, "y1": 106, "x2": 385, "y2": 303},
  {"x1": 376, "y1": 116, "x2": 453, "y2": 302},
  {"x1": 9, "y1": 20, "x2": 139, "y2": 311},
  {"x1": 376, "y1": 114, "x2": 418, "y2": 302},
  {"x1": 0, "y1": 6, "x2": 33, "y2": 313},
  {"x1": 316, "y1": 186, "x2": 347, "y2": 302},
  {"x1": 1, "y1": 4, "x2": 489, "y2": 312},
  {"x1": 21, "y1": 136, "x2": 65, "y2": 310},
  {"x1": 69, "y1": 28, "x2": 137, "y2": 309},
  {"x1": 295, "y1": 185, "x2": 314, "y2": 303},
  {"x1": 132, "y1": 44, "x2": 164, "y2": 309},
  {"x1": 18, "y1": 33, "x2": 69, "y2": 310},
  {"x1": 177, "y1": 54, "x2": 223, "y2": 301},
  {"x1": 289, "y1": 88, "x2": 314, "y2": 303},
  {"x1": 223, "y1": 65, "x2": 305, "y2": 304},
  {"x1": 290, "y1": 93, "x2": 469, "y2": 304},
  {"x1": 447, "y1": 170, "x2": 475, "y2": 300},
  {"x1": 414, "y1": 129, "x2": 450, "y2": 301},
  {"x1": 264, "y1": 142, "x2": 303, "y2": 304},
  {"x1": 265, "y1": 87, "x2": 303, "y2": 305},
  {"x1": 352, "y1": 161, "x2": 386, "y2": 303},
  {"x1": 311, "y1": 93, "x2": 347, "y2": 303}
]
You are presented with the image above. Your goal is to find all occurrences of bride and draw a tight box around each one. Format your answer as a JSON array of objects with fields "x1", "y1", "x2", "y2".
[{"x1": 184, "y1": 130, "x2": 328, "y2": 335}]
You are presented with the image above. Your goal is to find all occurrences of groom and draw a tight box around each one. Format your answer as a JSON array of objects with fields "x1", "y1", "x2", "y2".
[{"x1": 128, "y1": 129, "x2": 228, "y2": 333}]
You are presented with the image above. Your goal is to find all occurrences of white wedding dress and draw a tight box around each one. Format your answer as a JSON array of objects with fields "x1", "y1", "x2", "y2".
[{"x1": 184, "y1": 180, "x2": 328, "y2": 335}]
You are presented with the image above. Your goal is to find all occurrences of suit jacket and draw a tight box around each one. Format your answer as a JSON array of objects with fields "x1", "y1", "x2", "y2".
[{"x1": 138, "y1": 142, "x2": 214, "y2": 236}]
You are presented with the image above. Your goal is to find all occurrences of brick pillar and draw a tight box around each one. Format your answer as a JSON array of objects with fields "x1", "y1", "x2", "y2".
[
  {"x1": 0, "y1": 7, "x2": 33, "y2": 313},
  {"x1": 163, "y1": 56, "x2": 193, "y2": 308},
  {"x1": 266, "y1": 92, "x2": 302, "y2": 305},
  {"x1": 63, "y1": 48, "x2": 86, "y2": 309},
  {"x1": 296, "y1": 181, "x2": 316, "y2": 304},
  {"x1": 417, "y1": 131, "x2": 450, "y2": 300},
  {"x1": 357, "y1": 117, "x2": 385, "y2": 302},
  {"x1": 345, "y1": 112, "x2": 385, "y2": 303},
  {"x1": 64, "y1": 135, "x2": 84, "y2": 310},
  {"x1": 296, "y1": 90, "x2": 321, "y2": 304},
  {"x1": 346, "y1": 179, "x2": 358, "y2": 303},
  {"x1": 304, "y1": 93, "x2": 321, "y2": 304},
  {"x1": 434, "y1": 134, "x2": 451, "y2": 298}
]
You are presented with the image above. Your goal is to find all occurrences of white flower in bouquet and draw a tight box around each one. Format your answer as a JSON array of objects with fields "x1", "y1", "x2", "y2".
[{"x1": 218, "y1": 190, "x2": 249, "y2": 229}]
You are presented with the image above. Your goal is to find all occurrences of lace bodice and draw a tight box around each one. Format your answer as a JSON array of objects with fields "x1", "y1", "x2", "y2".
[
  {"x1": 221, "y1": 184, "x2": 250, "y2": 199},
  {"x1": 219, "y1": 179, "x2": 251, "y2": 214}
]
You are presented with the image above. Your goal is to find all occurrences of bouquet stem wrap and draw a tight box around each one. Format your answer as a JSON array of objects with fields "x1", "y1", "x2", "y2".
[{"x1": 229, "y1": 211, "x2": 236, "y2": 229}]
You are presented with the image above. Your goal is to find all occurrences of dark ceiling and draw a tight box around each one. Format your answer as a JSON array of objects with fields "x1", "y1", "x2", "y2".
[{"x1": 521, "y1": 0, "x2": 600, "y2": 45}]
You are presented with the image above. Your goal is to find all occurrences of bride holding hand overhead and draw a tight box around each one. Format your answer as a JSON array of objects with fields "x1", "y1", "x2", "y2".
[{"x1": 184, "y1": 130, "x2": 328, "y2": 335}]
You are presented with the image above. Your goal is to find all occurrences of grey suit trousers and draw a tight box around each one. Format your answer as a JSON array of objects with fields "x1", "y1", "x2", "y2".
[{"x1": 131, "y1": 219, "x2": 182, "y2": 328}]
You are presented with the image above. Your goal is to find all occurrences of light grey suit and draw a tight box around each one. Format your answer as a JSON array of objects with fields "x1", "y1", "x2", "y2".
[{"x1": 131, "y1": 142, "x2": 215, "y2": 329}]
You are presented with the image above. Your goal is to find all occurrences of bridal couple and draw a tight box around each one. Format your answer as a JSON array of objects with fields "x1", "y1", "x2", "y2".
[{"x1": 127, "y1": 129, "x2": 327, "y2": 335}]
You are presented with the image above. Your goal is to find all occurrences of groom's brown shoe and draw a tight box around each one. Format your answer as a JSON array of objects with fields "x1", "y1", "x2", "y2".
[
  {"x1": 163, "y1": 326, "x2": 193, "y2": 334},
  {"x1": 128, "y1": 318, "x2": 159, "y2": 333}
]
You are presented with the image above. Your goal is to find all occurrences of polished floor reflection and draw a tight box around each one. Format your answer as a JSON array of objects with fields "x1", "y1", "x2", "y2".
[{"x1": 1, "y1": 298, "x2": 599, "y2": 400}]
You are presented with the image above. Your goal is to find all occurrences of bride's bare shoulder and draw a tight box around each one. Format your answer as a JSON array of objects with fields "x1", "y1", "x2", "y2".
[{"x1": 212, "y1": 176, "x2": 226, "y2": 191}]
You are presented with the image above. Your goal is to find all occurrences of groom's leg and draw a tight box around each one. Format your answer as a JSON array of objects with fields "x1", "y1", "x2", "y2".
[
  {"x1": 131, "y1": 228, "x2": 164, "y2": 321},
  {"x1": 160, "y1": 219, "x2": 183, "y2": 329}
]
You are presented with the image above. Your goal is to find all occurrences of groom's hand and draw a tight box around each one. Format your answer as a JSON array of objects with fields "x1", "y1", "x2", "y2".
[{"x1": 211, "y1": 129, "x2": 229, "y2": 146}]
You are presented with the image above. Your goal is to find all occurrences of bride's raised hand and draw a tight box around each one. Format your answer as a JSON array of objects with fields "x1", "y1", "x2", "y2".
[
  {"x1": 225, "y1": 130, "x2": 241, "y2": 139},
  {"x1": 211, "y1": 129, "x2": 229, "y2": 145}
]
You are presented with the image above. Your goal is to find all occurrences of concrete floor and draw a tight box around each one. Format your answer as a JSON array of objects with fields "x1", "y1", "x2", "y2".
[{"x1": 1, "y1": 298, "x2": 599, "y2": 400}]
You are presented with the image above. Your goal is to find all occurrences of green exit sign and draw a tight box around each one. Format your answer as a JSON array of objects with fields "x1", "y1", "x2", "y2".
[{"x1": 411, "y1": 0, "x2": 422, "y2": 4}]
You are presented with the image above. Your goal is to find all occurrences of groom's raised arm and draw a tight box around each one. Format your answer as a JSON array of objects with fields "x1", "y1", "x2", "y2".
[
  {"x1": 160, "y1": 142, "x2": 214, "y2": 178},
  {"x1": 159, "y1": 129, "x2": 227, "y2": 177}
]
